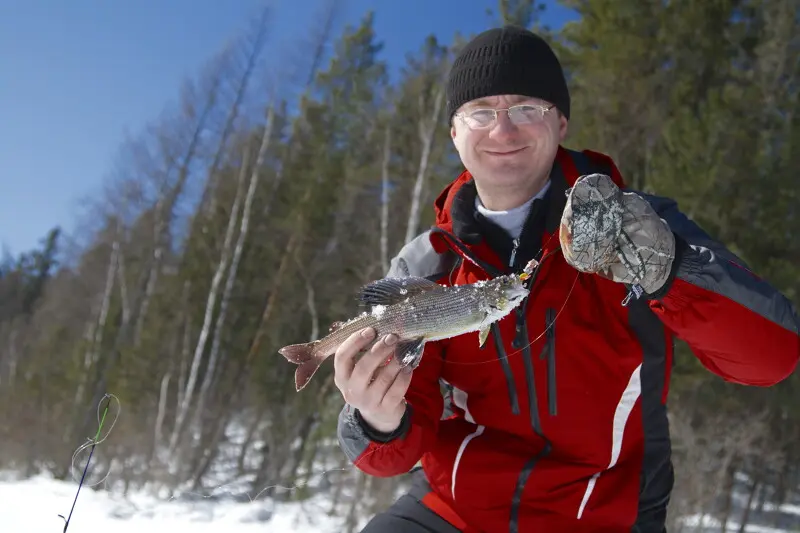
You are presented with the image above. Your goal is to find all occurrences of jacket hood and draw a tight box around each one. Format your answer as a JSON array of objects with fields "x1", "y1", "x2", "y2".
[{"x1": 433, "y1": 169, "x2": 472, "y2": 233}]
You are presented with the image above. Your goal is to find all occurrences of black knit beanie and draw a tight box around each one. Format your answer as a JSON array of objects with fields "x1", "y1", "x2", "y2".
[{"x1": 446, "y1": 25, "x2": 570, "y2": 124}]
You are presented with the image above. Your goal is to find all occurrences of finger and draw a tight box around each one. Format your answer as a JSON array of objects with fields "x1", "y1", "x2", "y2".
[
  {"x1": 351, "y1": 333, "x2": 398, "y2": 386},
  {"x1": 364, "y1": 357, "x2": 403, "y2": 407},
  {"x1": 333, "y1": 327, "x2": 376, "y2": 387},
  {"x1": 381, "y1": 366, "x2": 413, "y2": 411}
]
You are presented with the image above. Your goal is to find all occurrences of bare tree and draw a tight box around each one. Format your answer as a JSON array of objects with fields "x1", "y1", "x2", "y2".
[
  {"x1": 73, "y1": 236, "x2": 119, "y2": 407},
  {"x1": 403, "y1": 46, "x2": 448, "y2": 245},
  {"x1": 197, "y1": 6, "x2": 271, "y2": 220},
  {"x1": 192, "y1": 105, "x2": 276, "y2": 432},
  {"x1": 168, "y1": 146, "x2": 250, "y2": 456}
]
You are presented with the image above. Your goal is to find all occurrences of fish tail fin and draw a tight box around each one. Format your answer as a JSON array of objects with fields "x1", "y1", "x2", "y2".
[
  {"x1": 294, "y1": 358, "x2": 323, "y2": 391},
  {"x1": 279, "y1": 342, "x2": 316, "y2": 364},
  {"x1": 279, "y1": 342, "x2": 323, "y2": 391}
]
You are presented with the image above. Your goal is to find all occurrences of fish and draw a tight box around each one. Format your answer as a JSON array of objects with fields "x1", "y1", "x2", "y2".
[{"x1": 279, "y1": 265, "x2": 535, "y2": 391}]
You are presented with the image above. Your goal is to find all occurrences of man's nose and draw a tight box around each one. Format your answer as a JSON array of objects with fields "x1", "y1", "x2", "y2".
[{"x1": 490, "y1": 110, "x2": 519, "y2": 139}]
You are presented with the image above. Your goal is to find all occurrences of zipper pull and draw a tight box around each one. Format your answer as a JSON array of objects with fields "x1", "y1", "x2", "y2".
[
  {"x1": 621, "y1": 284, "x2": 644, "y2": 306},
  {"x1": 509, "y1": 238, "x2": 520, "y2": 268}
]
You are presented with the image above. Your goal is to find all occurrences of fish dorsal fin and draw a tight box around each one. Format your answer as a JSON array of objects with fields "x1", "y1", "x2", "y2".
[{"x1": 359, "y1": 277, "x2": 440, "y2": 306}]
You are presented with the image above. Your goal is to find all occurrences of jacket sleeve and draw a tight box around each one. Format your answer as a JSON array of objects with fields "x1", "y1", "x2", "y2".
[
  {"x1": 336, "y1": 340, "x2": 445, "y2": 477},
  {"x1": 336, "y1": 230, "x2": 450, "y2": 477},
  {"x1": 643, "y1": 193, "x2": 800, "y2": 386}
]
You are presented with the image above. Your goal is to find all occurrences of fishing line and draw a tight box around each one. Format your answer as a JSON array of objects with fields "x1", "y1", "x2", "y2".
[
  {"x1": 438, "y1": 227, "x2": 579, "y2": 367},
  {"x1": 188, "y1": 254, "x2": 582, "y2": 503},
  {"x1": 166, "y1": 463, "x2": 356, "y2": 504},
  {"x1": 106, "y1": 231, "x2": 646, "y2": 512},
  {"x1": 209, "y1": 231, "x2": 637, "y2": 502},
  {"x1": 441, "y1": 217, "x2": 650, "y2": 366},
  {"x1": 443, "y1": 269, "x2": 581, "y2": 367},
  {"x1": 183, "y1": 438, "x2": 414, "y2": 509}
]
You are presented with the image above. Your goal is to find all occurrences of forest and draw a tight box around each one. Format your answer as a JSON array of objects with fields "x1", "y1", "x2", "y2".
[{"x1": 0, "y1": 0, "x2": 798, "y2": 531}]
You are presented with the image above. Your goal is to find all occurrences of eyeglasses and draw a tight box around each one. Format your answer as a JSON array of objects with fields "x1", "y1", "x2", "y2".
[{"x1": 455, "y1": 103, "x2": 556, "y2": 130}]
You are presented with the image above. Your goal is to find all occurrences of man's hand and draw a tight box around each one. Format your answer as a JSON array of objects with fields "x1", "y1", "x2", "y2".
[
  {"x1": 560, "y1": 173, "x2": 676, "y2": 295},
  {"x1": 333, "y1": 327, "x2": 412, "y2": 434}
]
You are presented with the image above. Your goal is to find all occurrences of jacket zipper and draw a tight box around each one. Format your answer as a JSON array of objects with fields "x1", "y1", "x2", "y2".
[
  {"x1": 541, "y1": 308, "x2": 557, "y2": 416},
  {"x1": 430, "y1": 227, "x2": 520, "y2": 415},
  {"x1": 509, "y1": 238, "x2": 520, "y2": 268},
  {"x1": 433, "y1": 226, "x2": 560, "y2": 533}
]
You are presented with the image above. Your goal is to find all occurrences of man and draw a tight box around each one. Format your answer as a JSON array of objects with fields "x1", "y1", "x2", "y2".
[{"x1": 333, "y1": 26, "x2": 799, "y2": 533}]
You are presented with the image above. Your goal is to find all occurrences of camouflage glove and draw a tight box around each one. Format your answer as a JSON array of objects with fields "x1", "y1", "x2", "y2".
[{"x1": 559, "y1": 174, "x2": 676, "y2": 299}]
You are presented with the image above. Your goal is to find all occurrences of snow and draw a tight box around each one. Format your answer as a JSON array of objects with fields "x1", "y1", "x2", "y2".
[
  {"x1": 677, "y1": 473, "x2": 800, "y2": 533},
  {"x1": 681, "y1": 513, "x2": 796, "y2": 533},
  {"x1": 2, "y1": 464, "x2": 798, "y2": 532},
  {"x1": 1, "y1": 472, "x2": 347, "y2": 532}
]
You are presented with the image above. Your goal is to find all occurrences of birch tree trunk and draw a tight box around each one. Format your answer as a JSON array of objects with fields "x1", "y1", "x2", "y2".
[
  {"x1": 116, "y1": 243, "x2": 130, "y2": 326},
  {"x1": 181, "y1": 9, "x2": 337, "y2": 484},
  {"x1": 76, "y1": 67, "x2": 224, "y2": 446},
  {"x1": 192, "y1": 107, "x2": 275, "y2": 433},
  {"x1": 181, "y1": 11, "x2": 336, "y2": 484},
  {"x1": 404, "y1": 84, "x2": 444, "y2": 244},
  {"x1": 153, "y1": 372, "x2": 170, "y2": 458},
  {"x1": 168, "y1": 145, "x2": 250, "y2": 456},
  {"x1": 133, "y1": 85, "x2": 218, "y2": 348},
  {"x1": 74, "y1": 239, "x2": 119, "y2": 407},
  {"x1": 150, "y1": 278, "x2": 193, "y2": 466},
  {"x1": 177, "y1": 280, "x2": 192, "y2": 413},
  {"x1": 161, "y1": 12, "x2": 271, "y2": 453}
]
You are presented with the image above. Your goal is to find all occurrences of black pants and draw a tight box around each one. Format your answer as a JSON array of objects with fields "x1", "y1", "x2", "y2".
[{"x1": 360, "y1": 470, "x2": 462, "y2": 533}]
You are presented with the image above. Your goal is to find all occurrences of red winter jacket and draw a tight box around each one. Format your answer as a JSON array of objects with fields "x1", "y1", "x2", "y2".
[{"x1": 337, "y1": 146, "x2": 799, "y2": 533}]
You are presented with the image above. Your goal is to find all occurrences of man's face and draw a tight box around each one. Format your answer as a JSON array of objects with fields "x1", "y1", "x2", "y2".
[{"x1": 450, "y1": 94, "x2": 568, "y2": 194}]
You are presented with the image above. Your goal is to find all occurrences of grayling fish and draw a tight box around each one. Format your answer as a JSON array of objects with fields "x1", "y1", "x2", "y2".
[{"x1": 279, "y1": 267, "x2": 534, "y2": 391}]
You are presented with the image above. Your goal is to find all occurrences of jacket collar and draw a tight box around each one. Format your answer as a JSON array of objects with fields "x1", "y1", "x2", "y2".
[{"x1": 431, "y1": 146, "x2": 573, "y2": 254}]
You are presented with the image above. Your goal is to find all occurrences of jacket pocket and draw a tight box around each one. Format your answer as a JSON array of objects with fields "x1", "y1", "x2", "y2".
[{"x1": 540, "y1": 308, "x2": 557, "y2": 416}]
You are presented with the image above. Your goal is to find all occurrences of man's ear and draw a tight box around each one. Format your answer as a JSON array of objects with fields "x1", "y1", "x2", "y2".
[{"x1": 558, "y1": 114, "x2": 569, "y2": 141}]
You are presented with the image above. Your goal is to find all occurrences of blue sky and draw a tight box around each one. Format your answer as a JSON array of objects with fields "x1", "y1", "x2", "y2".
[{"x1": 0, "y1": 0, "x2": 577, "y2": 257}]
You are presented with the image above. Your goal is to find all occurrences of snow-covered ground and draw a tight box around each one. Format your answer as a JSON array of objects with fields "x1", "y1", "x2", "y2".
[
  {"x1": 3, "y1": 468, "x2": 798, "y2": 532},
  {"x1": 682, "y1": 513, "x2": 799, "y2": 533},
  {"x1": 679, "y1": 471, "x2": 800, "y2": 533},
  {"x1": 0, "y1": 472, "x2": 353, "y2": 533}
]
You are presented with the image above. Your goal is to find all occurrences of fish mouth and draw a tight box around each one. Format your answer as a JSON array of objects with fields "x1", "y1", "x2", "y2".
[
  {"x1": 508, "y1": 286, "x2": 530, "y2": 302},
  {"x1": 493, "y1": 286, "x2": 529, "y2": 313}
]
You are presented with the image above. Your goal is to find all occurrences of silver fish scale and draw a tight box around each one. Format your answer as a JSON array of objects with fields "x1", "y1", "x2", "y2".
[
  {"x1": 370, "y1": 285, "x2": 489, "y2": 342},
  {"x1": 309, "y1": 280, "x2": 518, "y2": 358},
  {"x1": 282, "y1": 274, "x2": 529, "y2": 389}
]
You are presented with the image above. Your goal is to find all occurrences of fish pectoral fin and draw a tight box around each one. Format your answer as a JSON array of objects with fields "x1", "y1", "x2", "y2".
[
  {"x1": 394, "y1": 337, "x2": 426, "y2": 369},
  {"x1": 478, "y1": 325, "x2": 491, "y2": 348},
  {"x1": 358, "y1": 276, "x2": 440, "y2": 306}
]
